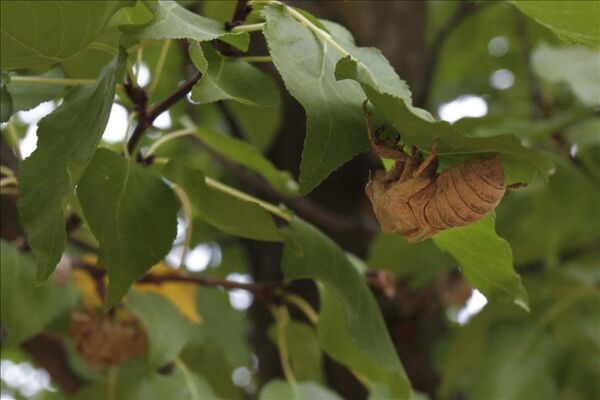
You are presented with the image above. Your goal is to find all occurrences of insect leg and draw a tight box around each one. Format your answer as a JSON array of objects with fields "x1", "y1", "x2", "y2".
[
  {"x1": 363, "y1": 100, "x2": 408, "y2": 162},
  {"x1": 413, "y1": 139, "x2": 439, "y2": 178}
]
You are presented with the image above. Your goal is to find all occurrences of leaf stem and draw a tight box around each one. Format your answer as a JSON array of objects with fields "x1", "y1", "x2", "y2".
[
  {"x1": 284, "y1": 4, "x2": 351, "y2": 58},
  {"x1": 144, "y1": 128, "x2": 196, "y2": 158},
  {"x1": 231, "y1": 22, "x2": 265, "y2": 33},
  {"x1": 239, "y1": 55, "x2": 273, "y2": 63},
  {"x1": 106, "y1": 367, "x2": 118, "y2": 400},
  {"x1": 5, "y1": 119, "x2": 22, "y2": 160},
  {"x1": 284, "y1": 293, "x2": 319, "y2": 325},
  {"x1": 272, "y1": 306, "x2": 297, "y2": 387},
  {"x1": 205, "y1": 176, "x2": 293, "y2": 222},
  {"x1": 148, "y1": 40, "x2": 171, "y2": 97},
  {"x1": 8, "y1": 76, "x2": 95, "y2": 86}
]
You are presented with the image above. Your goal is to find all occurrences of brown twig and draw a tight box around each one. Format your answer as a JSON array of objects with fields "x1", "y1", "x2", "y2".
[
  {"x1": 126, "y1": 72, "x2": 203, "y2": 155},
  {"x1": 226, "y1": 0, "x2": 252, "y2": 30},
  {"x1": 74, "y1": 261, "x2": 285, "y2": 303},
  {"x1": 416, "y1": 1, "x2": 483, "y2": 108}
]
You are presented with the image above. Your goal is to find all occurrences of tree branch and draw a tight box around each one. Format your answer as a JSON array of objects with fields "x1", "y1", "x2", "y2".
[
  {"x1": 226, "y1": 0, "x2": 252, "y2": 30},
  {"x1": 416, "y1": 1, "x2": 482, "y2": 108},
  {"x1": 126, "y1": 72, "x2": 202, "y2": 156},
  {"x1": 74, "y1": 261, "x2": 285, "y2": 303}
]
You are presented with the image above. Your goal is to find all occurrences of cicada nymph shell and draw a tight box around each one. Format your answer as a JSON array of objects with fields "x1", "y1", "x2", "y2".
[
  {"x1": 69, "y1": 308, "x2": 148, "y2": 368},
  {"x1": 362, "y1": 100, "x2": 506, "y2": 242},
  {"x1": 420, "y1": 155, "x2": 506, "y2": 232}
]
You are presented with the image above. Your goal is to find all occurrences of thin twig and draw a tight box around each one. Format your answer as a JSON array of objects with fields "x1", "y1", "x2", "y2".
[
  {"x1": 74, "y1": 261, "x2": 285, "y2": 303},
  {"x1": 125, "y1": 72, "x2": 202, "y2": 155},
  {"x1": 226, "y1": 0, "x2": 252, "y2": 30}
]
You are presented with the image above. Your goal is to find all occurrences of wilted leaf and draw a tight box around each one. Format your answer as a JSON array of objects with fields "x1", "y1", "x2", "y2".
[
  {"x1": 0, "y1": 1, "x2": 134, "y2": 69},
  {"x1": 122, "y1": 0, "x2": 249, "y2": 51},
  {"x1": 18, "y1": 51, "x2": 124, "y2": 282},
  {"x1": 164, "y1": 157, "x2": 283, "y2": 242},
  {"x1": 0, "y1": 241, "x2": 76, "y2": 346},
  {"x1": 190, "y1": 42, "x2": 280, "y2": 107},
  {"x1": 77, "y1": 149, "x2": 179, "y2": 307},
  {"x1": 281, "y1": 217, "x2": 411, "y2": 398},
  {"x1": 433, "y1": 213, "x2": 529, "y2": 309}
]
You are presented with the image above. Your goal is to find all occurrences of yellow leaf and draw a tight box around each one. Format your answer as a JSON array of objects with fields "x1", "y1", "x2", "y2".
[{"x1": 133, "y1": 263, "x2": 202, "y2": 325}]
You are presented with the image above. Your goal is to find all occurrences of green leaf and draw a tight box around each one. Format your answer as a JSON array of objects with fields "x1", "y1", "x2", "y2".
[
  {"x1": 225, "y1": 101, "x2": 282, "y2": 152},
  {"x1": 139, "y1": 366, "x2": 218, "y2": 400},
  {"x1": 7, "y1": 68, "x2": 65, "y2": 113},
  {"x1": 0, "y1": 1, "x2": 134, "y2": 69},
  {"x1": 512, "y1": 1, "x2": 600, "y2": 48},
  {"x1": 268, "y1": 321, "x2": 323, "y2": 382},
  {"x1": 367, "y1": 234, "x2": 452, "y2": 287},
  {"x1": 122, "y1": 0, "x2": 249, "y2": 51},
  {"x1": 202, "y1": 0, "x2": 237, "y2": 23},
  {"x1": 433, "y1": 212, "x2": 529, "y2": 309},
  {"x1": 334, "y1": 55, "x2": 554, "y2": 185},
  {"x1": 532, "y1": 43, "x2": 600, "y2": 106},
  {"x1": 0, "y1": 73, "x2": 12, "y2": 123},
  {"x1": 281, "y1": 217, "x2": 411, "y2": 398},
  {"x1": 259, "y1": 379, "x2": 342, "y2": 400},
  {"x1": 193, "y1": 125, "x2": 297, "y2": 195},
  {"x1": 164, "y1": 157, "x2": 283, "y2": 242},
  {"x1": 0, "y1": 241, "x2": 76, "y2": 346},
  {"x1": 261, "y1": 5, "x2": 369, "y2": 194},
  {"x1": 317, "y1": 286, "x2": 409, "y2": 399},
  {"x1": 126, "y1": 290, "x2": 194, "y2": 367},
  {"x1": 77, "y1": 149, "x2": 179, "y2": 307},
  {"x1": 17, "y1": 51, "x2": 124, "y2": 282},
  {"x1": 190, "y1": 42, "x2": 280, "y2": 107},
  {"x1": 196, "y1": 287, "x2": 250, "y2": 366}
]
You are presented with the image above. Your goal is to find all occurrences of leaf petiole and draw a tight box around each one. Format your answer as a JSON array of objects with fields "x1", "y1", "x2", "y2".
[
  {"x1": 8, "y1": 76, "x2": 95, "y2": 86},
  {"x1": 148, "y1": 40, "x2": 172, "y2": 97},
  {"x1": 231, "y1": 22, "x2": 265, "y2": 33},
  {"x1": 271, "y1": 306, "x2": 297, "y2": 387}
]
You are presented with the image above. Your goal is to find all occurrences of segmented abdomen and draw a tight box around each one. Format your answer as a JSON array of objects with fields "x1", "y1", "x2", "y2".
[{"x1": 423, "y1": 155, "x2": 506, "y2": 230}]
